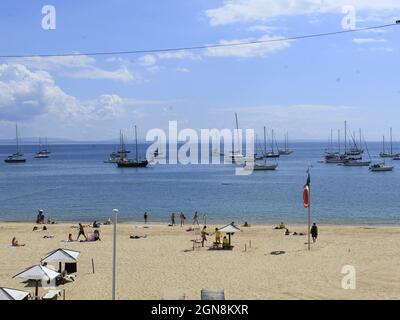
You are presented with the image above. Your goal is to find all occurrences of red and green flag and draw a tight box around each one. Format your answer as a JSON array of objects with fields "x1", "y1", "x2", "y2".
[{"x1": 303, "y1": 170, "x2": 310, "y2": 208}]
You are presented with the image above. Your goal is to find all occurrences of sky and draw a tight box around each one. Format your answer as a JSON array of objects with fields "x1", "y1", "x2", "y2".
[{"x1": 0, "y1": 0, "x2": 399, "y2": 141}]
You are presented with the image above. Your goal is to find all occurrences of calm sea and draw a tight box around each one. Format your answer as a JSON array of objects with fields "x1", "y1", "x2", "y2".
[{"x1": 0, "y1": 142, "x2": 399, "y2": 225}]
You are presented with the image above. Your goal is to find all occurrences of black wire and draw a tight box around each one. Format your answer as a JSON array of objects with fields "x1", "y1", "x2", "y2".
[{"x1": 1, "y1": 23, "x2": 398, "y2": 58}]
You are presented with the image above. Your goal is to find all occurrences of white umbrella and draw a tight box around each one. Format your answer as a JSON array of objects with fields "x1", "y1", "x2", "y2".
[
  {"x1": 218, "y1": 223, "x2": 241, "y2": 245},
  {"x1": 0, "y1": 287, "x2": 30, "y2": 300},
  {"x1": 13, "y1": 265, "x2": 60, "y2": 299},
  {"x1": 41, "y1": 248, "x2": 80, "y2": 272}
]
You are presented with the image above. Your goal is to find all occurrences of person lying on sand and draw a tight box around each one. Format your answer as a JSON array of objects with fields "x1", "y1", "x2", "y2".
[
  {"x1": 11, "y1": 237, "x2": 25, "y2": 247},
  {"x1": 284, "y1": 229, "x2": 305, "y2": 236},
  {"x1": 82, "y1": 230, "x2": 101, "y2": 242},
  {"x1": 129, "y1": 235, "x2": 147, "y2": 239},
  {"x1": 43, "y1": 235, "x2": 54, "y2": 239}
]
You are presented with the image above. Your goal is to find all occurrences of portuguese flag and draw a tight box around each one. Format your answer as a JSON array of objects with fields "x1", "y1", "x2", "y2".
[{"x1": 303, "y1": 170, "x2": 310, "y2": 208}]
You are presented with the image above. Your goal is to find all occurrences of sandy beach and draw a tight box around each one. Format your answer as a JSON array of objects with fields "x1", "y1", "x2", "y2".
[{"x1": 1, "y1": 221, "x2": 399, "y2": 300}]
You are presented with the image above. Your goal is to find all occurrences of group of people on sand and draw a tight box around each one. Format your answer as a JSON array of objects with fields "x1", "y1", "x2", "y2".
[
  {"x1": 35, "y1": 209, "x2": 57, "y2": 225},
  {"x1": 275, "y1": 221, "x2": 319, "y2": 243},
  {"x1": 69, "y1": 223, "x2": 101, "y2": 242},
  {"x1": 199, "y1": 226, "x2": 229, "y2": 248},
  {"x1": 143, "y1": 210, "x2": 207, "y2": 227},
  {"x1": 172, "y1": 211, "x2": 207, "y2": 227}
]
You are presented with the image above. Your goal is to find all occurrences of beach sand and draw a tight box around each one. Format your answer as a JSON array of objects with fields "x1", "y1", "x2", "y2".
[{"x1": 0, "y1": 222, "x2": 399, "y2": 300}]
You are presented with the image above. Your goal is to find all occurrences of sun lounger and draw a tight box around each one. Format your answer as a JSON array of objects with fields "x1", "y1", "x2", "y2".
[
  {"x1": 42, "y1": 290, "x2": 61, "y2": 300},
  {"x1": 201, "y1": 289, "x2": 225, "y2": 300}
]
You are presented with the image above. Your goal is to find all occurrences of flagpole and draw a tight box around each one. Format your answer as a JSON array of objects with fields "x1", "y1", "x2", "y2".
[
  {"x1": 307, "y1": 166, "x2": 311, "y2": 251},
  {"x1": 112, "y1": 208, "x2": 118, "y2": 300}
]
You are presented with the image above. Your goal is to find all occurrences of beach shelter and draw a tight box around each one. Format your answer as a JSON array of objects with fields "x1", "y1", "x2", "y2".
[
  {"x1": 218, "y1": 223, "x2": 241, "y2": 245},
  {"x1": 13, "y1": 265, "x2": 60, "y2": 299},
  {"x1": 0, "y1": 287, "x2": 30, "y2": 300},
  {"x1": 41, "y1": 248, "x2": 80, "y2": 272}
]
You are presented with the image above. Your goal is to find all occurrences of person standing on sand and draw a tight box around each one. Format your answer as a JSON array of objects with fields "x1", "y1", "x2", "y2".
[
  {"x1": 311, "y1": 223, "x2": 318, "y2": 243},
  {"x1": 171, "y1": 212, "x2": 175, "y2": 226},
  {"x1": 144, "y1": 212, "x2": 148, "y2": 224},
  {"x1": 180, "y1": 212, "x2": 185, "y2": 227},
  {"x1": 77, "y1": 223, "x2": 87, "y2": 241},
  {"x1": 193, "y1": 211, "x2": 199, "y2": 225},
  {"x1": 201, "y1": 226, "x2": 208, "y2": 247},
  {"x1": 202, "y1": 212, "x2": 207, "y2": 225}
]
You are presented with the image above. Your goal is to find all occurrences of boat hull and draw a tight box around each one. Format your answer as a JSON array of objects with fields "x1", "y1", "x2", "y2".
[
  {"x1": 343, "y1": 161, "x2": 371, "y2": 167},
  {"x1": 4, "y1": 159, "x2": 26, "y2": 163},
  {"x1": 117, "y1": 160, "x2": 149, "y2": 168}
]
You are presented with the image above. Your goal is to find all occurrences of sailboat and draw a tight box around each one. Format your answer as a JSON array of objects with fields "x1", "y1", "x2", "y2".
[
  {"x1": 105, "y1": 131, "x2": 131, "y2": 163},
  {"x1": 379, "y1": 128, "x2": 399, "y2": 158},
  {"x1": 279, "y1": 132, "x2": 293, "y2": 155},
  {"x1": 225, "y1": 113, "x2": 244, "y2": 164},
  {"x1": 116, "y1": 125, "x2": 149, "y2": 168},
  {"x1": 343, "y1": 130, "x2": 371, "y2": 166},
  {"x1": 4, "y1": 125, "x2": 26, "y2": 163},
  {"x1": 264, "y1": 129, "x2": 280, "y2": 158},
  {"x1": 325, "y1": 129, "x2": 346, "y2": 163},
  {"x1": 34, "y1": 138, "x2": 50, "y2": 159},
  {"x1": 244, "y1": 127, "x2": 277, "y2": 170}
]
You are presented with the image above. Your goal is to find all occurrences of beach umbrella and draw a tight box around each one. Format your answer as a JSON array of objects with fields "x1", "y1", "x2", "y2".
[
  {"x1": 0, "y1": 287, "x2": 30, "y2": 300},
  {"x1": 41, "y1": 248, "x2": 80, "y2": 272},
  {"x1": 13, "y1": 265, "x2": 60, "y2": 299},
  {"x1": 218, "y1": 223, "x2": 241, "y2": 245}
]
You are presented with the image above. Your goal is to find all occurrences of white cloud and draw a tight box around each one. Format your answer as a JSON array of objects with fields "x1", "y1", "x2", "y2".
[
  {"x1": 157, "y1": 51, "x2": 201, "y2": 60},
  {"x1": 353, "y1": 38, "x2": 387, "y2": 44},
  {"x1": 0, "y1": 63, "x2": 132, "y2": 122},
  {"x1": 205, "y1": 34, "x2": 291, "y2": 58},
  {"x1": 175, "y1": 67, "x2": 190, "y2": 73},
  {"x1": 138, "y1": 54, "x2": 157, "y2": 66},
  {"x1": 62, "y1": 67, "x2": 135, "y2": 82},
  {"x1": 10, "y1": 56, "x2": 136, "y2": 82},
  {"x1": 9, "y1": 55, "x2": 96, "y2": 70},
  {"x1": 205, "y1": 0, "x2": 400, "y2": 25}
]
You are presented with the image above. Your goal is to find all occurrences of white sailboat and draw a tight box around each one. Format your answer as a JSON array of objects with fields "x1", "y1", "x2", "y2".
[
  {"x1": 279, "y1": 132, "x2": 293, "y2": 155},
  {"x1": 4, "y1": 124, "x2": 26, "y2": 163},
  {"x1": 225, "y1": 113, "x2": 244, "y2": 164},
  {"x1": 380, "y1": 128, "x2": 399, "y2": 158}
]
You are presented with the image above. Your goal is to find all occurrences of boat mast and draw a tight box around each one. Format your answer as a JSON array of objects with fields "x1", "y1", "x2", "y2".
[
  {"x1": 344, "y1": 121, "x2": 347, "y2": 154},
  {"x1": 271, "y1": 129, "x2": 275, "y2": 154},
  {"x1": 383, "y1": 135, "x2": 385, "y2": 154},
  {"x1": 235, "y1": 113, "x2": 240, "y2": 154},
  {"x1": 338, "y1": 129, "x2": 341, "y2": 154},
  {"x1": 330, "y1": 129, "x2": 333, "y2": 153},
  {"x1": 263, "y1": 126, "x2": 267, "y2": 155},
  {"x1": 359, "y1": 128, "x2": 362, "y2": 151},
  {"x1": 135, "y1": 125, "x2": 138, "y2": 161},
  {"x1": 390, "y1": 127, "x2": 393, "y2": 155},
  {"x1": 15, "y1": 124, "x2": 19, "y2": 154}
]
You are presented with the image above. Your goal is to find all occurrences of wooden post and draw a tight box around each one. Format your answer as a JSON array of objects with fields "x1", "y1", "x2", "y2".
[
  {"x1": 63, "y1": 289, "x2": 65, "y2": 300},
  {"x1": 245, "y1": 244, "x2": 247, "y2": 252},
  {"x1": 92, "y1": 258, "x2": 95, "y2": 274}
]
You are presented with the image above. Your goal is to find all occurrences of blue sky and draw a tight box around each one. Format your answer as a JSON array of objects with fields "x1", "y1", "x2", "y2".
[{"x1": 0, "y1": 0, "x2": 399, "y2": 141}]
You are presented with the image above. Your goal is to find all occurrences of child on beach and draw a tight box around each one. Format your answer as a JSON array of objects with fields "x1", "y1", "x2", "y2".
[
  {"x1": 144, "y1": 212, "x2": 148, "y2": 224},
  {"x1": 193, "y1": 211, "x2": 199, "y2": 225},
  {"x1": 11, "y1": 237, "x2": 25, "y2": 247}
]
